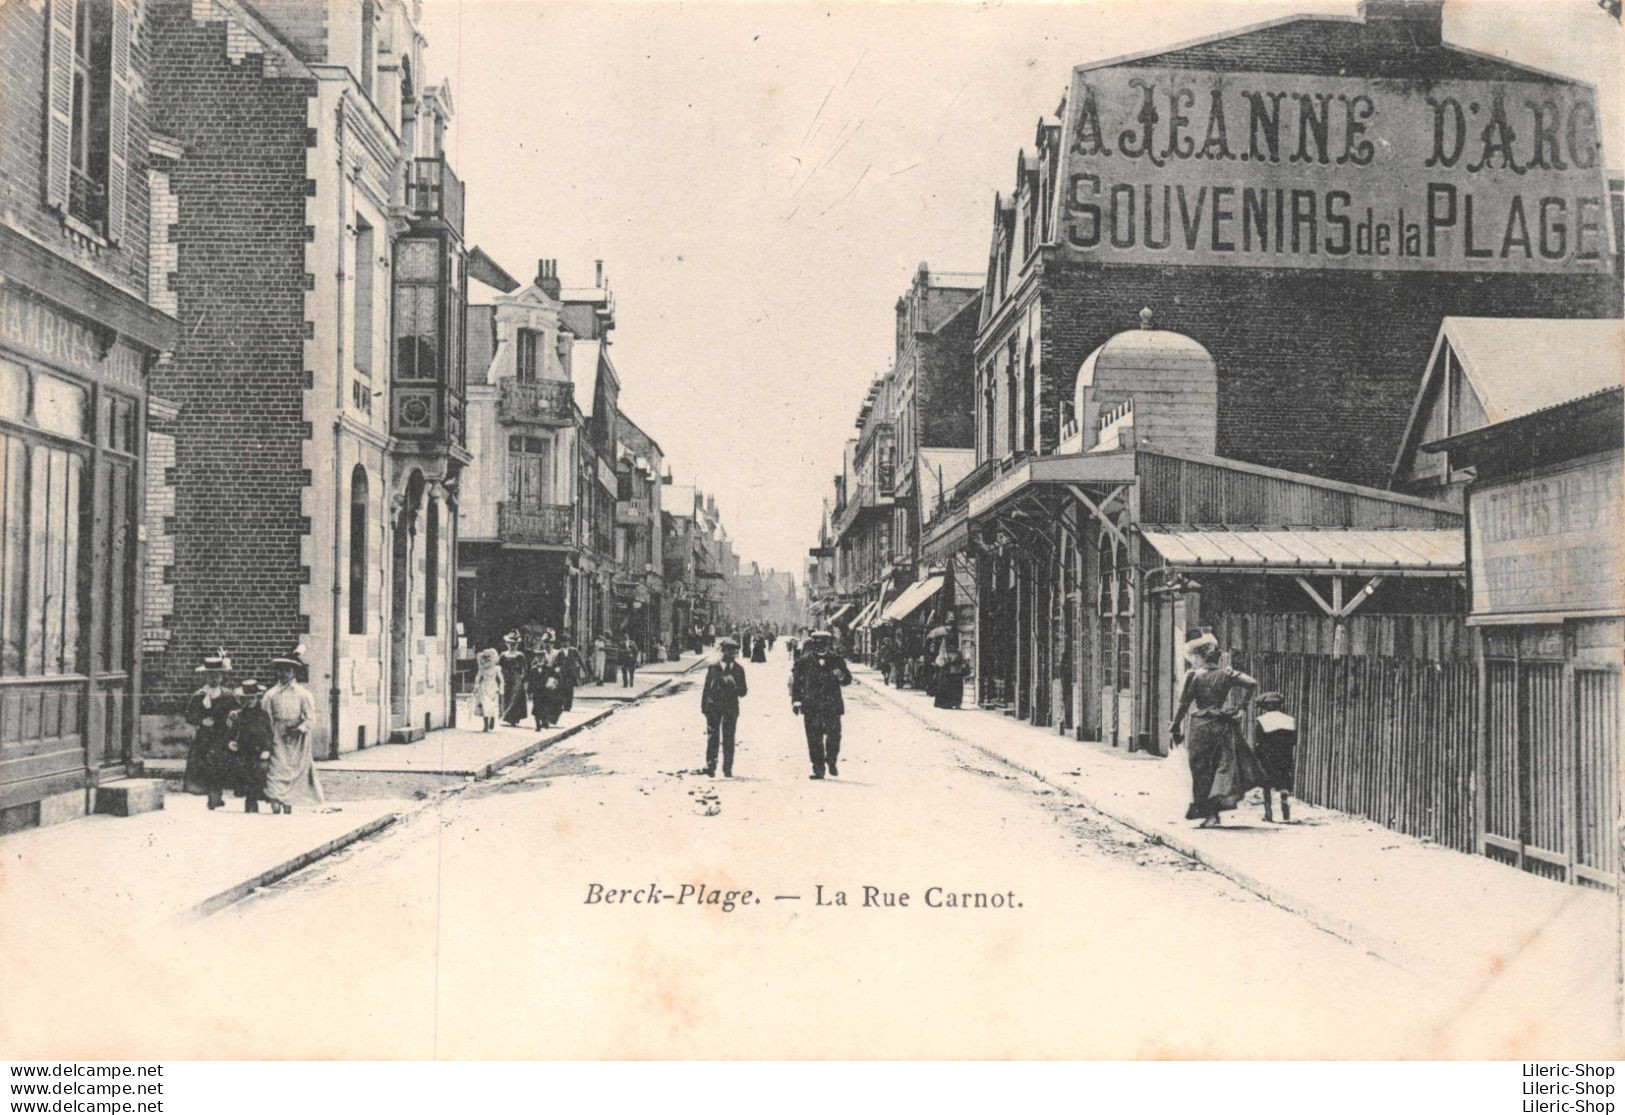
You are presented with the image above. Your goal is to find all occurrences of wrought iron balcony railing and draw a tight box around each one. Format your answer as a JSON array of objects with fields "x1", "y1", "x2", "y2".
[
  {"x1": 498, "y1": 378, "x2": 574, "y2": 426},
  {"x1": 497, "y1": 501, "x2": 575, "y2": 547}
]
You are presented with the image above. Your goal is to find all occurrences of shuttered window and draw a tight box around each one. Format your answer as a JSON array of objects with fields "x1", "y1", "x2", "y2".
[{"x1": 45, "y1": 0, "x2": 129, "y2": 243}]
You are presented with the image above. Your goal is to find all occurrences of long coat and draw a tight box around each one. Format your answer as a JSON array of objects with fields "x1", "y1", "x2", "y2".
[
  {"x1": 791, "y1": 651, "x2": 852, "y2": 717},
  {"x1": 701, "y1": 660, "x2": 749, "y2": 718},
  {"x1": 183, "y1": 687, "x2": 238, "y2": 794},
  {"x1": 261, "y1": 680, "x2": 323, "y2": 806},
  {"x1": 498, "y1": 648, "x2": 529, "y2": 722}
]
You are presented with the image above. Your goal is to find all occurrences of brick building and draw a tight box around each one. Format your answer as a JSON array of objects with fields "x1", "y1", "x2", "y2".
[
  {"x1": 0, "y1": 0, "x2": 178, "y2": 828},
  {"x1": 143, "y1": 0, "x2": 467, "y2": 754}
]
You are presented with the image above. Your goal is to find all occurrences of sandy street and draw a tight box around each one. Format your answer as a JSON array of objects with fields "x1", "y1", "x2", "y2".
[{"x1": 7, "y1": 651, "x2": 1473, "y2": 1059}]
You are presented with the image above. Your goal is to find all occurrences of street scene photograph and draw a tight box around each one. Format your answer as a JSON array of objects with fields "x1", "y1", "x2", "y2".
[{"x1": 0, "y1": 0, "x2": 1622, "y2": 1074}]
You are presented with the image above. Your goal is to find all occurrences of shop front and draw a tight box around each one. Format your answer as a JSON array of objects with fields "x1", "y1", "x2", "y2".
[
  {"x1": 1427, "y1": 389, "x2": 1623, "y2": 888},
  {"x1": 0, "y1": 273, "x2": 173, "y2": 829}
]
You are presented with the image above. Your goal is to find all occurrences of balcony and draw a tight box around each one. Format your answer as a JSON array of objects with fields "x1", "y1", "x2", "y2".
[
  {"x1": 497, "y1": 501, "x2": 575, "y2": 548},
  {"x1": 405, "y1": 156, "x2": 465, "y2": 237},
  {"x1": 498, "y1": 378, "x2": 574, "y2": 427}
]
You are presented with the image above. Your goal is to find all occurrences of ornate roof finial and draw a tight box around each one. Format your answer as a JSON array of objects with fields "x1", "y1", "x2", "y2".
[{"x1": 1139, "y1": 306, "x2": 1154, "y2": 330}]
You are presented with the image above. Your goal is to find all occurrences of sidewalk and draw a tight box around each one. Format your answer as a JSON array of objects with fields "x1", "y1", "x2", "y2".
[
  {"x1": 854, "y1": 666, "x2": 1621, "y2": 1053},
  {"x1": 0, "y1": 790, "x2": 406, "y2": 924},
  {"x1": 317, "y1": 652, "x2": 705, "y2": 799},
  {"x1": 10, "y1": 653, "x2": 707, "y2": 925}
]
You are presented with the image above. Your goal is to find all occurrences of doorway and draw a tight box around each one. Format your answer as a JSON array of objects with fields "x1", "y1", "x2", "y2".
[{"x1": 390, "y1": 471, "x2": 425, "y2": 734}]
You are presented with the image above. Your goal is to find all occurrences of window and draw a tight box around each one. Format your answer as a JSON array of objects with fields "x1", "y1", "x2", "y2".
[
  {"x1": 516, "y1": 328, "x2": 539, "y2": 382},
  {"x1": 424, "y1": 500, "x2": 439, "y2": 635},
  {"x1": 394, "y1": 239, "x2": 440, "y2": 381},
  {"x1": 360, "y1": 0, "x2": 375, "y2": 97},
  {"x1": 353, "y1": 218, "x2": 374, "y2": 375},
  {"x1": 1022, "y1": 344, "x2": 1037, "y2": 453},
  {"x1": 507, "y1": 434, "x2": 552, "y2": 506},
  {"x1": 349, "y1": 466, "x2": 369, "y2": 634}
]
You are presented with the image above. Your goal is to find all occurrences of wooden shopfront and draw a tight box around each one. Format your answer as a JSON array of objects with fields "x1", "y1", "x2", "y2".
[
  {"x1": 0, "y1": 275, "x2": 166, "y2": 830},
  {"x1": 1428, "y1": 391, "x2": 1623, "y2": 889}
]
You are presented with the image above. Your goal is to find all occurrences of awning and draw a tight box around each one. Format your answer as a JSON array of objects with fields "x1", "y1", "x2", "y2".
[
  {"x1": 826, "y1": 602, "x2": 856, "y2": 626},
  {"x1": 852, "y1": 598, "x2": 884, "y2": 630},
  {"x1": 879, "y1": 574, "x2": 945, "y2": 625},
  {"x1": 1141, "y1": 529, "x2": 1464, "y2": 576}
]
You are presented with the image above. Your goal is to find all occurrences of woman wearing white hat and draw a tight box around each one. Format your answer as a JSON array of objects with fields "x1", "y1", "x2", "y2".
[{"x1": 261, "y1": 644, "x2": 324, "y2": 813}]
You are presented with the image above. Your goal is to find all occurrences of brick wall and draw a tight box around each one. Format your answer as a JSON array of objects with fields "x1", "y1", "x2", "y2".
[
  {"x1": 918, "y1": 297, "x2": 979, "y2": 450},
  {"x1": 1038, "y1": 260, "x2": 1621, "y2": 487},
  {"x1": 0, "y1": 0, "x2": 153, "y2": 301},
  {"x1": 144, "y1": 0, "x2": 318, "y2": 710}
]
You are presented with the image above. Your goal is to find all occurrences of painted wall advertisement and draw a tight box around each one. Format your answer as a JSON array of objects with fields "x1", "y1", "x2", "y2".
[
  {"x1": 1469, "y1": 454, "x2": 1624, "y2": 618},
  {"x1": 1060, "y1": 67, "x2": 1613, "y2": 272}
]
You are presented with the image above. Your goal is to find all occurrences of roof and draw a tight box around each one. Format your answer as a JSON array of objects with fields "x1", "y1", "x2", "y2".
[
  {"x1": 570, "y1": 339, "x2": 601, "y2": 417},
  {"x1": 1077, "y1": 321, "x2": 1215, "y2": 391},
  {"x1": 1096, "y1": 13, "x2": 1582, "y2": 84},
  {"x1": 466, "y1": 246, "x2": 519, "y2": 294},
  {"x1": 1434, "y1": 318, "x2": 1623, "y2": 425},
  {"x1": 1142, "y1": 529, "x2": 1464, "y2": 576}
]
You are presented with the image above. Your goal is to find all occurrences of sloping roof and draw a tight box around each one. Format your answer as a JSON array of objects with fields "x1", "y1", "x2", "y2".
[
  {"x1": 570, "y1": 339, "x2": 601, "y2": 418},
  {"x1": 1107, "y1": 14, "x2": 1581, "y2": 83},
  {"x1": 1142, "y1": 529, "x2": 1464, "y2": 575},
  {"x1": 1440, "y1": 318, "x2": 1623, "y2": 425}
]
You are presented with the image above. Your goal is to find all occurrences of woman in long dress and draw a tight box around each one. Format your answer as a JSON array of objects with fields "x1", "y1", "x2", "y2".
[
  {"x1": 933, "y1": 644, "x2": 966, "y2": 709},
  {"x1": 471, "y1": 647, "x2": 504, "y2": 731},
  {"x1": 261, "y1": 646, "x2": 324, "y2": 813},
  {"x1": 498, "y1": 631, "x2": 530, "y2": 726},
  {"x1": 527, "y1": 639, "x2": 565, "y2": 729},
  {"x1": 182, "y1": 653, "x2": 237, "y2": 808},
  {"x1": 1168, "y1": 634, "x2": 1264, "y2": 826}
]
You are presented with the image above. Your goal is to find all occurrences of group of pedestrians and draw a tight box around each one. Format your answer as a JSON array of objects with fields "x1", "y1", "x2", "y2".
[
  {"x1": 182, "y1": 645, "x2": 323, "y2": 814},
  {"x1": 698, "y1": 629, "x2": 852, "y2": 781},
  {"x1": 873, "y1": 630, "x2": 966, "y2": 709},
  {"x1": 471, "y1": 628, "x2": 649, "y2": 733}
]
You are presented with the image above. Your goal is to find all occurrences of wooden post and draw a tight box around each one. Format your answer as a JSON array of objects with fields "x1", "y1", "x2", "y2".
[{"x1": 1474, "y1": 628, "x2": 1489, "y2": 857}]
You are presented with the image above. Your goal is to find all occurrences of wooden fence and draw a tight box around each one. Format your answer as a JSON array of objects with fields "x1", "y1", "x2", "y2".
[{"x1": 1229, "y1": 650, "x2": 1478, "y2": 853}]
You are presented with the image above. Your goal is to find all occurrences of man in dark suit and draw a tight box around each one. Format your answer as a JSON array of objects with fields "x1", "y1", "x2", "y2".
[
  {"x1": 701, "y1": 637, "x2": 749, "y2": 777},
  {"x1": 791, "y1": 630, "x2": 852, "y2": 780}
]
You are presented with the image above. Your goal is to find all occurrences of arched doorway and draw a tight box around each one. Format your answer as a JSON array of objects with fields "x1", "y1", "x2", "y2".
[{"x1": 390, "y1": 471, "x2": 425, "y2": 736}]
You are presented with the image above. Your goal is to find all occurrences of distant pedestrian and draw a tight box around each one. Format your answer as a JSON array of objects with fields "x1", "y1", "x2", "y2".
[
  {"x1": 557, "y1": 635, "x2": 586, "y2": 712},
  {"x1": 499, "y1": 630, "x2": 529, "y2": 726},
  {"x1": 261, "y1": 645, "x2": 323, "y2": 814},
  {"x1": 1169, "y1": 634, "x2": 1263, "y2": 827},
  {"x1": 619, "y1": 635, "x2": 639, "y2": 687},
  {"x1": 528, "y1": 633, "x2": 564, "y2": 729},
  {"x1": 933, "y1": 643, "x2": 966, "y2": 709},
  {"x1": 227, "y1": 679, "x2": 274, "y2": 813},
  {"x1": 750, "y1": 634, "x2": 767, "y2": 664},
  {"x1": 471, "y1": 647, "x2": 504, "y2": 732},
  {"x1": 701, "y1": 637, "x2": 749, "y2": 777},
  {"x1": 791, "y1": 630, "x2": 852, "y2": 780},
  {"x1": 183, "y1": 651, "x2": 237, "y2": 809},
  {"x1": 1253, "y1": 691, "x2": 1298, "y2": 823},
  {"x1": 593, "y1": 633, "x2": 611, "y2": 685}
]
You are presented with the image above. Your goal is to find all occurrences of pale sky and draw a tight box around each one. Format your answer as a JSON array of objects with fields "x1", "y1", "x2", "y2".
[{"x1": 422, "y1": 0, "x2": 1621, "y2": 580}]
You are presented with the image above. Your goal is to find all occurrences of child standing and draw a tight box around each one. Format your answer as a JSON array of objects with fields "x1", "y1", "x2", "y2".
[
  {"x1": 228, "y1": 680, "x2": 275, "y2": 813},
  {"x1": 1253, "y1": 691, "x2": 1298, "y2": 823},
  {"x1": 471, "y1": 647, "x2": 505, "y2": 732}
]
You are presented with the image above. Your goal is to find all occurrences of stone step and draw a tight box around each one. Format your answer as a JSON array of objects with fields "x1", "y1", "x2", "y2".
[{"x1": 94, "y1": 778, "x2": 166, "y2": 817}]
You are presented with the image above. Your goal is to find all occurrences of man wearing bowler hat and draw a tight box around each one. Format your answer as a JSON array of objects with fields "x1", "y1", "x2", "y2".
[
  {"x1": 791, "y1": 630, "x2": 851, "y2": 780},
  {"x1": 701, "y1": 637, "x2": 749, "y2": 777}
]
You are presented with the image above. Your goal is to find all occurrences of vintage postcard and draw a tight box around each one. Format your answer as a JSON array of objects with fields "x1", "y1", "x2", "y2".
[{"x1": 0, "y1": 0, "x2": 1620, "y2": 1065}]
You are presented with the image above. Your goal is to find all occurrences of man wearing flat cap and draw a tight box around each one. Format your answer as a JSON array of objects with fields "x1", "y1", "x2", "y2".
[
  {"x1": 700, "y1": 637, "x2": 748, "y2": 777},
  {"x1": 791, "y1": 630, "x2": 852, "y2": 780}
]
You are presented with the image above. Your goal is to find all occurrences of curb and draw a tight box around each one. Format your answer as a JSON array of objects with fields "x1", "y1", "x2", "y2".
[
  {"x1": 854, "y1": 672, "x2": 1396, "y2": 971},
  {"x1": 182, "y1": 657, "x2": 707, "y2": 921},
  {"x1": 182, "y1": 812, "x2": 400, "y2": 922}
]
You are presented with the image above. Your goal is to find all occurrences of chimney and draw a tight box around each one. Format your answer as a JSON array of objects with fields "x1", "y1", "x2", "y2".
[
  {"x1": 595, "y1": 259, "x2": 605, "y2": 288},
  {"x1": 1358, "y1": 0, "x2": 1443, "y2": 46},
  {"x1": 536, "y1": 259, "x2": 561, "y2": 299}
]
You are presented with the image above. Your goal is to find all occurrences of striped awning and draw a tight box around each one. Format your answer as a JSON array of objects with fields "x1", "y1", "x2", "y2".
[
  {"x1": 878, "y1": 574, "x2": 945, "y2": 625},
  {"x1": 852, "y1": 597, "x2": 884, "y2": 630},
  {"x1": 826, "y1": 602, "x2": 855, "y2": 626},
  {"x1": 1141, "y1": 529, "x2": 1464, "y2": 576}
]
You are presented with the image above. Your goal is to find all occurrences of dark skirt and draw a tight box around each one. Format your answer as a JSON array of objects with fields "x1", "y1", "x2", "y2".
[
  {"x1": 933, "y1": 671, "x2": 964, "y2": 708},
  {"x1": 502, "y1": 682, "x2": 530, "y2": 724},
  {"x1": 182, "y1": 736, "x2": 228, "y2": 795},
  {"x1": 1185, "y1": 715, "x2": 1265, "y2": 819}
]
